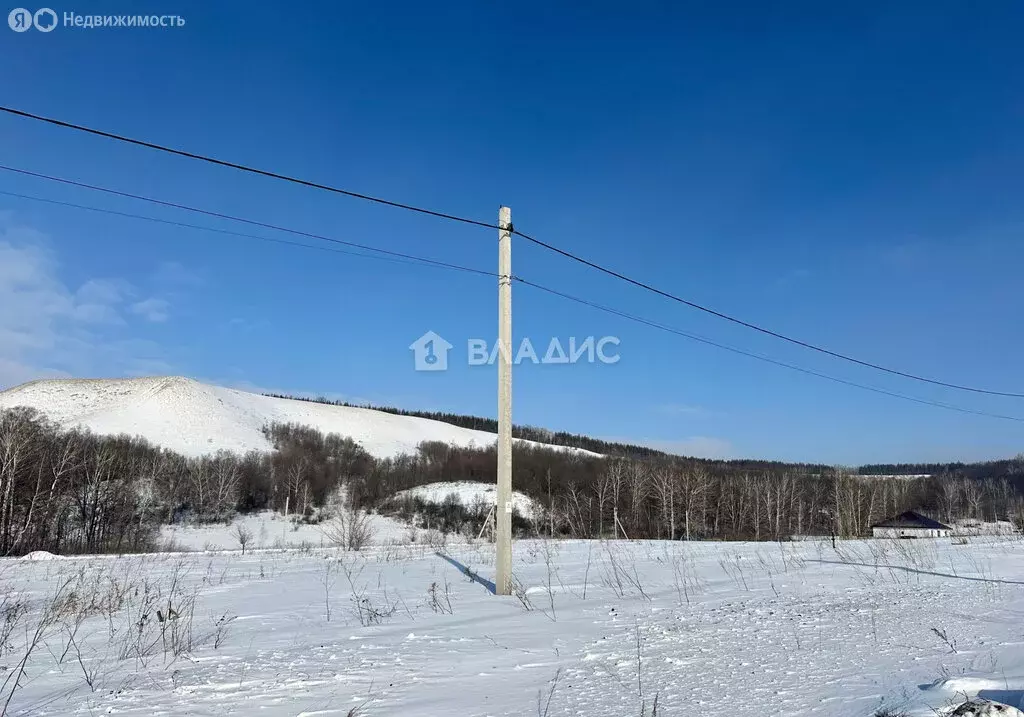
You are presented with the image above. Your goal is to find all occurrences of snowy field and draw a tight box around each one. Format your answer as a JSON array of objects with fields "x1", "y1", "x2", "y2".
[{"x1": 3, "y1": 536, "x2": 1024, "y2": 716}]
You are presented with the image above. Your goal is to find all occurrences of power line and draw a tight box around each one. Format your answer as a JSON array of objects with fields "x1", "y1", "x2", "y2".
[
  {"x1": 0, "y1": 166, "x2": 495, "y2": 277},
  {"x1": 514, "y1": 277, "x2": 1024, "y2": 423},
  {"x1": 2, "y1": 104, "x2": 1017, "y2": 398},
  {"x1": 0, "y1": 105, "x2": 498, "y2": 231},
  {"x1": 2, "y1": 169, "x2": 1018, "y2": 423},
  {"x1": 512, "y1": 228, "x2": 1024, "y2": 399},
  {"x1": 0, "y1": 189, "x2": 496, "y2": 276}
]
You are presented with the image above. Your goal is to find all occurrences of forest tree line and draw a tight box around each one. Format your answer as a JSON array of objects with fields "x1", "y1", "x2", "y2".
[
  {"x1": 2, "y1": 406, "x2": 1022, "y2": 555},
  {"x1": 264, "y1": 393, "x2": 701, "y2": 460},
  {"x1": 269, "y1": 393, "x2": 1024, "y2": 478},
  {"x1": 858, "y1": 457, "x2": 1024, "y2": 480}
]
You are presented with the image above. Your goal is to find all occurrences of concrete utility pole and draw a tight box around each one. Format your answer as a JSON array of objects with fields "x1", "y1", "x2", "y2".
[{"x1": 496, "y1": 206, "x2": 513, "y2": 595}]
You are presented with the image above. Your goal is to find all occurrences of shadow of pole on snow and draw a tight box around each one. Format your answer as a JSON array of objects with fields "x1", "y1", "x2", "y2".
[
  {"x1": 808, "y1": 559, "x2": 1024, "y2": 586},
  {"x1": 435, "y1": 552, "x2": 497, "y2": 594}
]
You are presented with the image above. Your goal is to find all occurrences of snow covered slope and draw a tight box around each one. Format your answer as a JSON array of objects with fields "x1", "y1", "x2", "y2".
[
  {"x1": 0, "y1": 376, "x2": 592, "y2": 459},
  {"x1": 394, "y1": 480, "x2": 540, "y2": 519}
]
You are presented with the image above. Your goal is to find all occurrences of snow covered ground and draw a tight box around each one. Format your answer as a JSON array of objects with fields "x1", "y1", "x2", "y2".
[
  {"x1": 4, "y1": 536, "x2": 1024, "y2": 716},
  {"x1": 393, "y1": 480, "x2": 541, "y2": 520},
  {"x1": 0, "y1": 376, "x2": 598, "y2": 459},
  {"x1": 953, "y1": 519, "x2": 1021, "y2": 537},
  {"x1": 159, "y1": 510, "x2": 414, "y2": 552}
]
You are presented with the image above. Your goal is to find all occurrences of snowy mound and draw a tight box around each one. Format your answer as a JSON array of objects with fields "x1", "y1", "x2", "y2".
[
  {"x1": 919, "y1": 677, "x2": 1024, "y2": 716},
  {"x1": 393, "y1": 480, "x2": 540, "y2": 519},
  {"x1": 953, "y1": 519, "x2": 1020, "y2": 536},
  {"x1": 20, "y1": 550, "x2": 61, "y2": 561},
  {"x1": 160, "y1": 510, "x2": 410, "y2": 552},
  {"x1": 949, "y1": 699, "x2": 1024, "y2": 716},
  {"x1": 0, "y1": 377, "x2": 596, "y2": 460}
]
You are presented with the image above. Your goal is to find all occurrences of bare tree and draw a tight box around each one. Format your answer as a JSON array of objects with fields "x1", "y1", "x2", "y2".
[
  {"x1": 322, "y1": 501, "x2": 375, "y2": 551},
  {"x1": 11, "y1": 430, "x2": 79, "y2": 554},
  {"x1": 681, "y1": 467, "x2": 709, "y2": 541},
  {"x1": 624, "y1": 461, "x2": 649, "y2": 538},
  {"x1": 285, "y1": 456, "x2": 311, "y2": 517},
  {"x1": 0, "y1": 409, "x2": 39, "y2": 553},
  {"x1": 606, "y1": 461, "x2": 626, "y2": 539},
  {"x1": 595, "y1": 470, "x2": 613, "y2": 538},
  {"x1": 232, "y1": 523, "x2": 254, "y2": 555},
  {"x1": 937, "y1": 477, "x2": 961, "y2": 526},
  {"x1": 210, "y1": 453, "x2": 241, "y2": 517},
  {"x1": 652, "y1": 467, "x2": 677, "y2": 540},
  {"x1": 188, "y1": 459, "x2": 211, "y2": 518},
  {"x1": 960, "y1": 478, "x2": 983, "y2": 519}
]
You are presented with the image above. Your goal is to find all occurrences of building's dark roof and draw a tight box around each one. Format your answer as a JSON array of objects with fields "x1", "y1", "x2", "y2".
[{"x1": 871, "y1": 511, "x2": 951, "y2": 530}]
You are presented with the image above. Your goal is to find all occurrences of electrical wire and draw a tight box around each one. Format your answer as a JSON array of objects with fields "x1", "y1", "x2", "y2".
[
  {"x1": 1, "y1": 102, "x2": 1018, "y2": 398},
  {"x1": 0, "y1": 166, "x2": 496, "y2": 277},
  {"x1": 512, "y1": 228, "x2": 1024, "y2": 398},
  {"x1": 1, "y1": 173, "x2": 1017, "y2": 422},
  {"x1": 514, "y1": 277, "x2": 1024, "y2": 423},
  {"x1": 0, "y1": 105, "x2": 498, "y2": 230}
]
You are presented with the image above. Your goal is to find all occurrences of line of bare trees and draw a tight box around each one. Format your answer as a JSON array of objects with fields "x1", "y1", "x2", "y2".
[
  {"x1": 0, "y1": 407, "x2": 164, "y2": 555},
  {"x1": 0, "y1": 411, "x2": 385, "y2": 554},
  {"x1": 548, "y1": 463, "x2": 1024, "y2": 541},
  {"x1": 359, "y1": 441, "x2": 1024, "y2": 541},
  {"x1": 2, "y1": 406, "x2": 1022, "y2": 555}
]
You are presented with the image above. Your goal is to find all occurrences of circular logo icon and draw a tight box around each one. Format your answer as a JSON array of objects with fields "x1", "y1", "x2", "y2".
[
  {"x1": 8, "y1": 7, "x2": 33, "y2": 31},
  {"x1": 33, "y1": 7, "x2": 57, "y2": 32}
]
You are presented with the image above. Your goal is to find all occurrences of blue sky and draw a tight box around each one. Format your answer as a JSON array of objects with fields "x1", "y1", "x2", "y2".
[{"x1": 1, "y1": 1, "x2": 1022, "y2": 464}]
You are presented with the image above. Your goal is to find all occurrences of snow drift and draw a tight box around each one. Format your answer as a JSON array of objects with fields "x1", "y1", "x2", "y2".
[{"x1": 393, "y1": 480, "x2": 541, "y2": 519}]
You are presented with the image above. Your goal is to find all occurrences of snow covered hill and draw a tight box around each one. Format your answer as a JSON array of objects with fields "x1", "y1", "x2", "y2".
[{"x1": 0, "y1": 376, "x2": 593, "y2": 459}]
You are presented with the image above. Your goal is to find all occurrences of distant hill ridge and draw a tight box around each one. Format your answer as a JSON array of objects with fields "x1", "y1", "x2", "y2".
[
  {"x1": 0, "y1": 377, "x2": 597, "y2": 460},
  {"x1": 2, "y1": 378, "x2": 1020, "y2": 477},
  {"x1": 261, "y1": 392, "x2": 670, "y2": 459}
]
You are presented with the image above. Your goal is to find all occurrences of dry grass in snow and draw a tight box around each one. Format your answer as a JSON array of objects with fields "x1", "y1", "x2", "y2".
[{"x1": 1, "y1": 536, "x2": 1024, "y2": 715}]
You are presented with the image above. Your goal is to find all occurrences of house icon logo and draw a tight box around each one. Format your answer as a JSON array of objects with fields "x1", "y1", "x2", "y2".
[{"x1": 409, "y1": 330, "x2": 453, "y2": 371}]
